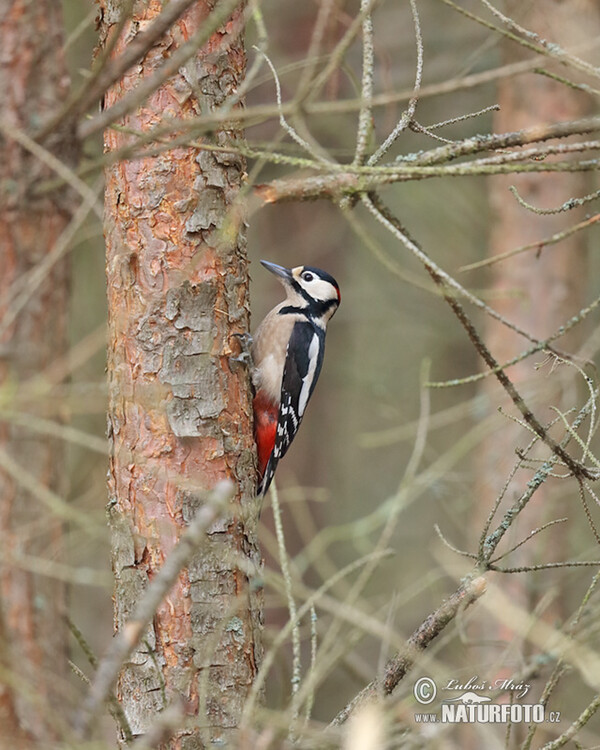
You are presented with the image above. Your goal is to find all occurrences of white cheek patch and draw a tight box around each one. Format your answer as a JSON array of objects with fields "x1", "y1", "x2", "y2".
[
  {"x1": 299, "y1": 278, "x2": 337, "y2": 302},
  {"x1": 298, "y1": 333, "x2": 320, "y2": 416}
]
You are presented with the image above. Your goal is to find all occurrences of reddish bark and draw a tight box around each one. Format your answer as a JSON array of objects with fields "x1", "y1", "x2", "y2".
[
  {"x1": 100, "y1": 1, "x2": 261, "y2": 744},
  {"x1": 0, "y1": 0, "x2": 71, "y2": 744}
]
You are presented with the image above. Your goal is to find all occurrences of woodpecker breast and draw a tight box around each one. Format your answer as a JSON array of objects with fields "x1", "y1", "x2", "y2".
[
  {"x1": 251, "y1": 302, "x2": 299, "y2": 405},
  {"x1": 251, "y1": 260, "x2": 340, "y2": 496}
]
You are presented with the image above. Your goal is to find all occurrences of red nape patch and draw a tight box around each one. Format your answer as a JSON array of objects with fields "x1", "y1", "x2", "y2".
[
  {"x1": 253, "y1": 390, "x2": 278, "y2": 478},
  {"x1": 336, "y1": 286, "x2": 341, "y2": 304}
]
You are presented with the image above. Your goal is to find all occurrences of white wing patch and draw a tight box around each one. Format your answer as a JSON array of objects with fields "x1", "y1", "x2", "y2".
[{"x1": 298, "y1": 333, "x2": 320, "y2": 416}]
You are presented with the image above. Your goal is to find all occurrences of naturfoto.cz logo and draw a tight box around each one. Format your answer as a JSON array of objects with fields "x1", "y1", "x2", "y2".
[{"x1": 412, "y1": 676, "x2": 561, "y2": 725}]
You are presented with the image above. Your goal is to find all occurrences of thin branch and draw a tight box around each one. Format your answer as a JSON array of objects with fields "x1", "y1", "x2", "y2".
[
  {"x1": 434, "y1": 524, "x2": 478, "y2": 559},
  {"x1": 257, "y1": 49, "x2": 331, "y2": 163},
  {"x1": 441, "y1": 0, "x2": 600, "y2": 81},
  {"x1": 269, "y1": 482, "x2": 302, "y2": 739},
  {"x1": 578, "y1": 480, "x2": 600, "y2": 546},
  {"x1": 488, "y1": 561, "x2": 600, "y2": 573},
  {"x1": 0, "y1": 179, "x2": 103, "y2": 339},
  {"x1": 294, "y1": 0, "x2": 338, "y2": 103},
  {"x1": 368, "y1": 0, "x2": 423, "y2": 165},
  {"x1": 353, "y1": 0, "x2": 375, "y2": 167},
  {"x1": 330, "y1": 576, "x2": 487, "y2": 725},
  {"x1": 241, "y1": 550, "x2": 394, "y2": 725},
  {"x1": 534, "y1": 66, "x2": 600, "y2": 97},
  {"x1": 539, "y1": 693, "x2": 600, "y2": 749},
  {"x1": 425, "y1": 103, "x2": 500, "y2": 131},
  {"x1": 482, "y1": 398, "x2": 596, "y2": 561},
  {"x1": 478, "y1": 0, "x2": 600, "y2": 80},
  {"x1": 307, "y1": 0, "x2": 382, "y2": 103},
  {"x1": 409, "y1": 119, "x2": 456, "y2": 144},
  {"x1": 460, "y1": 212, "x2": 600, "y2": 272},
  {"x1": 478, "y1": 436, "x2": 535, "y2": 559},
  {"x1": 0, "y1": 120, "x2": 102, "y2": 219},
  {"x1": 426, "y1": 293, "x2": 600, "y2": 389},
  {"x1": 36, "y1": 0, "x2": 200, "y2": 141},
  {"x1": 364, "y1": 194, "x2": 597, "y2": 481},
  {"x1": 79, "y1": 0, "x2": 244, "y2": 140},
  {"x1": 304, "y1": 605, "x2": 318, "y2": 724},
  {"x1": 359, "y1": 193, "x2": 573, "y2": 386},
  {"x1": 490, "y1": 519, "x2": 569, "y2": 564},
  {"x1": 509, "y1": 184, "x2": 600, "y2": 216}
]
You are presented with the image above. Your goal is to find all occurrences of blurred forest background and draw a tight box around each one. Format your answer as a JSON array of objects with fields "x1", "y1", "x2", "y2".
[{"x1": 3, "y1": 0, "x2": 600, "y2": 747}]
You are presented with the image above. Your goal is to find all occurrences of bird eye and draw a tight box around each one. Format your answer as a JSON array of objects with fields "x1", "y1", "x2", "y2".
[{"x1": 301, "y1": 271, "x2": 314, "y2": 282}]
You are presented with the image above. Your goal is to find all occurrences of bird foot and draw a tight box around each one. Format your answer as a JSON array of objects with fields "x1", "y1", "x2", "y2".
[{"x1": 230, "y1": 331, "x2": 254, "y2": 367}]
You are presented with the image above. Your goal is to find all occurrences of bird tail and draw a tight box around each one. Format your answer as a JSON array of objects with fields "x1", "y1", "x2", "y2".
[{"x1": 257, "y1": 454, "x2": 277, "y2": 497}]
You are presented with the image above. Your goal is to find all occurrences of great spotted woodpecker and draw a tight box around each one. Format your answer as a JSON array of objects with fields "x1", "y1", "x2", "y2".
[{"x1": 252, "y1": 260, "x2": 341, "y2": 496}]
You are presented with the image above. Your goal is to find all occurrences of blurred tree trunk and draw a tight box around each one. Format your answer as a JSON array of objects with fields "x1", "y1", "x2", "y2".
[
  {"x1": 0, "y1": 2, "x2": 71, "y2": 746},
  {"x1": 100, "y1": 1, "x2": 261, "y2": 744},
  {"x1": 475, "y1": 0, "x2": 598, "y2": 692}
]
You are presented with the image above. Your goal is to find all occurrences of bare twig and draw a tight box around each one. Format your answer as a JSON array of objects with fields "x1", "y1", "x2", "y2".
[
  {"x1": 363, "y1": 193, "x2": 597, "y2": 481},
  {"x1": 509, "y1": 184, "x2": 600, "y2": 216},
  {"x1": 294, "y1": 0, "x2": 338, "y2": 103},
  {"x1": 0, "y1": 447, "x2": 102, "y2": 537},
  {"x1": 426, "y1": 292, "x2": 600, "y2": 389},
  {"x1": 460, "y1": 212, "x2": 600, "y2": 272},
  {"x1": 353, "y1": 0, "x2": 375, "y2": 167},
  {"x1": 368, "y1": 0, "x2": 423, "y2": 165},
  {"x1": 36, "y1": 0, "x2": 200, "y2": 141},
  {"x1": 434, "y1": 524, "x2": 478, "y2": 559},
  {"x1": 478, "y1": 0, "x2": 600, "y2": 80},
  {"x1": 490, "y1": 518, "x2": 568, "y2": 564},
  {"x1": 79, "y1": 0, "x2": 244, "y2": 140},
  {"x1": 540, "y1": 694, "x2": 600, "y2": 749},
  {"x1": 441, "y1": 0, "x2": 600, "y2": 81},
  {"x1": 534, "y1": 66, "x2": 600, "y2": 97},
  {"x1": 488, "y1": 560, "x2": 600, "y2": 573},
  {"x1": 0, "y1": 178, "x2": 103, "y2": 338},
  {"x1": 482, "y1": 398, "x2": 596, "y2": 562},
  {"x1": 257, "y1": 49, "x2": 331, "y2": 163},
  {"x1": 425, "y1": 103, "x2": 501, "y2": 131},
  {"x1": 269, "y1": 482, "x2": 302, "y2": 738},
  {"x1": 330, "y1": 576, "x2": 487, "y2": 725},
  {"x1": 241, "y1": 550, "x2": 394, "y2": 725},
  {"x1": 308, "y1": 0, "x2": 382, "y2": 103},
  {"x1": 0, "y1": 121, "x2": 102, "y2": 219}
]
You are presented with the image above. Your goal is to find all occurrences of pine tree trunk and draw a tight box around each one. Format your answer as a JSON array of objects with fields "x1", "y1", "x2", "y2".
[
  {"x1": 0, "y1": 1, "x2": 71, "y2": 745},
  {"x1": 100, "y1": 1, "x2": 262, "y2": 744}
]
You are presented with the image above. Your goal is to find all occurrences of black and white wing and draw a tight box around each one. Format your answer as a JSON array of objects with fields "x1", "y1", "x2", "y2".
[{"x1": 258, "y1": 322, "x2": 325, "y2": 496}]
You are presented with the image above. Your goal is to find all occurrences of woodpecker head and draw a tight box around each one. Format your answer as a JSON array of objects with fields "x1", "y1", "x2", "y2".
[{"x1": 260, "y1": 259, "x2": 341, "y2": 322}]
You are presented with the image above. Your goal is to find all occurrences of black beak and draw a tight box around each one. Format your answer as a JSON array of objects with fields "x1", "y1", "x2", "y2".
[{"x1": 260, "y1": 260, "x2": 293, "y2": 281}]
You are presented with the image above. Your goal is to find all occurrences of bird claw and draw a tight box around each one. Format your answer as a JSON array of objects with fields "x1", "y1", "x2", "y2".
[
  {"x1": 230, "y1": 332, "x2": 254, "y2": 367},
  {"x1": 233, "y1": 331, "x2": 253, "y2": 346}
]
